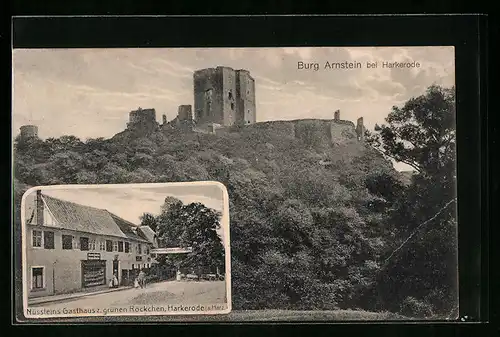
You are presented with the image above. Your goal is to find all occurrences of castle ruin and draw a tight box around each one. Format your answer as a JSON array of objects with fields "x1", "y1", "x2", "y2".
[
  {"x1": 193, "y1": 66, "x2": 256, "y2": 127},
  {"x1": 17, "y1": 67, "x2": 367, "y2": 146},
  {"x1": 19, "y1": 125, "x2": 39, "y2": 140}
]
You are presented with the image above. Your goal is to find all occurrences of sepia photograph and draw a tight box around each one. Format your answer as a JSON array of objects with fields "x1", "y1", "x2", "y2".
[
  {"x1": 12, "y1": 46, "x2": 457, "y2": 321},
  {"x1": 20, "y1": 183, "x2": 230, "y2": 318}
]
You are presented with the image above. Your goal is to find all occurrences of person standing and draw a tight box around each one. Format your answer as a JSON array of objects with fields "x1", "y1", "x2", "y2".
[
  {"x1": 138, "y1": 269, "x2": 146, "y2": 289},
  {"x1": 113, "y1": 273, "x2": 119, "y2": 288}
]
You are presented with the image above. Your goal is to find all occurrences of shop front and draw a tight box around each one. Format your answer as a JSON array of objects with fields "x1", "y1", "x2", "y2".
[{"x1": 81, "y1": 253, "x2": 106, "y2": 288}]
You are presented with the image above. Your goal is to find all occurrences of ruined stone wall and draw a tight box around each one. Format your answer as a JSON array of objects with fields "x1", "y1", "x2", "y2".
[
  {"x1": 293, "y1": 119, "x2": 357, "y2": 147},
  {"x1": 127, "y1": 108, "x2": 158, "y2": 132},
  {"x1": 20, "y1": 125, "x2": 39, "y2": 140},
  {"x1": 330, "y1": 120, "x2": 357, "y2": 144},
  {"x1": 178, "y1": 105, "x2": 193, "y2": 121},
  {"x1": 356, "y1": 117, "x2": 365, "y2": 141},
  {"x1": 294, "y1": 120, "x2": 334, "y2": 148}
]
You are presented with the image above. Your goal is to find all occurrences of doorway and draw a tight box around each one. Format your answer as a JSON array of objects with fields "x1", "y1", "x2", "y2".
[{"x1": 113, "y1": 259, "x2": 119, "y2": 285}]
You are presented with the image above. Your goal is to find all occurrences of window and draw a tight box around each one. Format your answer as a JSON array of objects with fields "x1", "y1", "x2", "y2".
[
  {"x1": 62, "y1": 235, "x2": 73, "y2": 250},
  {"x1": 99, "y1": 240, "x2": 106, "y2": 251},
  {"x1": 228, "y1": 91, "x2": 233, "y2": 100},
  {"x1": 43, "y1": 231, "x2": 54, "y2": 249},
  {"x1": 32, "y1": 267, "x2": 44, "y2": 289},
  {"x1": 125, "y1": 242, "x2": 130, "y2": 253},
  {"x1": 113, "y1": 241, "x2": 118, "y2": 252},
  {"x1": 32, "y1": 230, "x2": 42, "y2": 248},
  {"x1": 145, "y1": 246, "x2": 150, "y2": 255},
  {"x1": 137, "y1": 244, "x2": 142, "y2": 254},
  {"x1": 230, "y1": 102, "x2": 235, "y2": 110},
  {"x1": 118, "y1": 241, "x2": 124, "y2": 252},
  {"x1": 106, "y1": 240, "x2": 113, "y2": 252},
  {"x1": 80, "y1": 237, "x2": 89, "y2": 251},
  {"x1": 89, "y1": 239, "x2": 96, "y2": 251},
  {"x1": 132, "y1": 264, "x2": 135, "y2": 269}
]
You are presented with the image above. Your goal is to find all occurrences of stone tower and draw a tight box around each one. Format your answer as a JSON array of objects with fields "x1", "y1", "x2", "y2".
[
  {"x1": 127, "y1": 107, "x2": 158, "y2": 133},
  {"x1": 193, "y1": 66, "x2": 256, "y2": 127},
  {"x1": 19, "y1": 125, "x2": 39, "y2": 140}
]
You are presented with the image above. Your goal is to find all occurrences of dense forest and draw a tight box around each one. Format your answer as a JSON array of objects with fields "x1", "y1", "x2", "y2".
[{"x1": 13, "y1": 85, "x2": 457, "y2": 318}]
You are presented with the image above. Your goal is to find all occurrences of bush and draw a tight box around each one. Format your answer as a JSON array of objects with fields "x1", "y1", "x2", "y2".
[{"x1": 399, "y1": 296, "x2": 434, "y2": 318}]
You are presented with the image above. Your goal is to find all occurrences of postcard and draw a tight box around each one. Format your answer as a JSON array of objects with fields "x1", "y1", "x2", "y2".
[{"x1": 13, "y1": 46, "x2": 457, "y2": 321}]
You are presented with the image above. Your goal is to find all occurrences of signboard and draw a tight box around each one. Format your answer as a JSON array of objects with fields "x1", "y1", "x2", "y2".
[
  {"x1": 87, "y1": 252, "x2": 101, "y2": 260},
  {"x1": 81, "y1": 260, "x2": 106, "y2": 288},
  {"x1": 151, "y1": 247, "x2": 193, "y2": 254}
]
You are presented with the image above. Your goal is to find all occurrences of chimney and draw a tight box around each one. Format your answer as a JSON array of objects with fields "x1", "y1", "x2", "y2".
[
  {"x1": 162, "y1": 114, "x2": 167, "y2": 125},
  {"x1": 334, "y1": 110, "x2": 340, "y2": 121},
  {"x1": 36, "y1": 190, "x2": 44, "y2": 226}
]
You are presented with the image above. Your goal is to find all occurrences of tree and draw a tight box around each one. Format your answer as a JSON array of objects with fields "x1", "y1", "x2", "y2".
[
  {"x1": 155, "y1": 197, "x2": 185, "y2": 248},
  {"x1": 365, "y1": 84, "x2": 458, "y2": 317},
  {"x1": 139, "y1": 213, "x2": 158, "y2": 232},
  {"x1": 153, "y1": 199, "x2": 225, "y2": 275},
  {"x1": 179, "y1": 203, "x2": 225, "y2": 275},
  {"x1": 366, "y1": 84, "x2": 456, "y2": 177}
]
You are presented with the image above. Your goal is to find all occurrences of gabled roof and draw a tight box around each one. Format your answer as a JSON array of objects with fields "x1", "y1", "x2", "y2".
[
  {"x1": 107, "y1": 212, "x2": 151, "y2": 244},
  {"x1": 42, "y1": 195, "x2": 128, "y2": 239},
  {"x1": 138, "y1": 226, "x2": 158, "y2": 248}
]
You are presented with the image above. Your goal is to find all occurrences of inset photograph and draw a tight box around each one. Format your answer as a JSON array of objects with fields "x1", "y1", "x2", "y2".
[{"x1": 21, "y1": 182, "x2": 230, "y2": 318}]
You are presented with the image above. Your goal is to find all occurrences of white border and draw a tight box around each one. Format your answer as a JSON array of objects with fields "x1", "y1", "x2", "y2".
[{"x1": 21, "y1": 181, "x2": 232, "y2": 319}]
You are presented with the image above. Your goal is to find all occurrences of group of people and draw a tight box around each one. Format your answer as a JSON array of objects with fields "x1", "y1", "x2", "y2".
[
  {"x1": 108, "y1": 269, "x2": 147, "y2": 289},
  {"x1": 134, "y1": 269, "x2": 147, "y2": 289},
  {"x1": 108, "y1": 273, "x2": 119, "y2": 288}
]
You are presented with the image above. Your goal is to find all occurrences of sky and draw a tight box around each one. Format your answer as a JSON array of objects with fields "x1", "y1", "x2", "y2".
[
  {"x1": 12, "y1": 47, "x2": 455, "y2": 171},
  {"x1": 23, "y1": 184, "x2": 227, "y2": 244}
]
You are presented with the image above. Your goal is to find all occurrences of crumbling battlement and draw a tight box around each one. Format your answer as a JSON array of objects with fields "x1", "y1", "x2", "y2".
[
  {"x1": 127, "y1": 107, "x2": 159, "y2": 133},
  {"x1": 178, "y1": 105, "x2": 193, "y2": 121}
]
